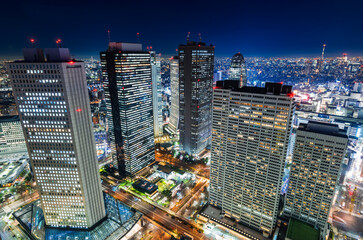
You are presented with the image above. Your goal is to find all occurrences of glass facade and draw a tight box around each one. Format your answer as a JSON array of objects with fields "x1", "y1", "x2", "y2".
[
  {"x1": 101, "y1": 43, "x2": 155, "y2": 176},
  {"x1": 179, "y1": 42, "x2": 214, "y2": 156},
  {"x1": 13, "y1": 194, "x2": 141, "y2": 240}
]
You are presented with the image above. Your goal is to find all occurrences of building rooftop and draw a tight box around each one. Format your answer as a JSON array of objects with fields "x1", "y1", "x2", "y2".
[
  {"x1": 199, "y1": 204, "x2": 268, "y2": 240},
  {"x1": 14, "y1": 48, "x2": 76, "y2": 63},
  {"x1": 0, "y1": 115, "x2": 20, "y2": 123},
  {"x1": 179, "y1": 41, "x2": 214, "y2": 47},
  {"x1": 107, "y1": 42, "x2": 143, "y2": 52},
  {"x1": 132, "y1": 179, "x2": 158, "y2": 194},
  {"x1": 215, "y1": 80, "x2": 293, "y2": 96},
  {"x1": 286, "y1": 218, "x2": 319, "y2": 240},
  {"x1": 298, "y1": 121, "x2": 348, "y2": 138}
]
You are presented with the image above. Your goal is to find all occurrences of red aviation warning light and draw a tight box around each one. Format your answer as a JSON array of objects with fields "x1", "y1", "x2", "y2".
[
  {"x1": 287, "y1": 92, "x2": 294, "y2": 98},
  {"x1": 56, "y1": 39, "x2": 62, "y2": 48},
  {"x1": 76, "y1": 108, "x2": 82, "y2": 112},
  {"x1": 30, "y1": 38, "x2": 35, "y2": 43},
  {"x1": 68, "y1": 61, "x2": 74, "y2": 65}
]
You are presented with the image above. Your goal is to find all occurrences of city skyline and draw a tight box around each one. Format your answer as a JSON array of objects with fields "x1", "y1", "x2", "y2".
[
  {"x1": 1, "y1": 0, "x2": 363, "y2": 58},
  {"x1": 1, "y1": 3, "x2": 363, "y2": 238}
]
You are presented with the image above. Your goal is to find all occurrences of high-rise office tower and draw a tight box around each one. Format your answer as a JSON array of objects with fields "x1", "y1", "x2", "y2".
[
  {"x1": 101, "y1": 42, "x2": 154, "y2": 176},
  {"x1": 167, "y1": 56, "x2": 179, "y2": 136},
  {"x1": 150, "y1": 51, "x2": 163, "y2": 137},
  {"x1": 210, "y1": 81, "x2": 295, "y2": 235},
  {"x1": 213, "y1": 70, "x2": 222, "y2": 83},
  {"x1": 7, "y1": 48, "x2": 106, "y2": 228},
  {"x1": 178, "y1": 41, "x2": 214, "y2": 156},
  {"x1": 284, "y1": 121, "x2": 348, "y2": 231},
  {"x1": 229, "y1": 53, "x2": 247, "y2": 87},
  {"x1": 0, "y1": 115, "x2": 27, "y2": 158}
]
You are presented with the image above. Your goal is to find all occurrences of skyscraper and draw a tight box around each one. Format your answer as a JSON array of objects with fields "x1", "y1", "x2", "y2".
[
  {"x1": 166, "y1": 56, "x2": 179, "y2": 136},
  {"x1": 101, "y1": 42, "x2": 154, "y2": 177},
  {"x1": 178, "y1": 41, "x2": 214, "y2": 157},
  {"x1": 150, "y1": 51, "x2": 163, "y2": 137},
  {"x1": 229, "y1": 53, "x2": 247, "y2": 87},
  {"x1": 0, "y1": 115, "x2": 27, "y2": 158},
  {"x1": 284, "y1": 121, "x2": 348, "y2": 232},
  {"x1": 210, "y1": 81, "x2": 295, "y2": 236},
  {"x1": 7, "y1": 48, "x2": 106, "y2": 228}
]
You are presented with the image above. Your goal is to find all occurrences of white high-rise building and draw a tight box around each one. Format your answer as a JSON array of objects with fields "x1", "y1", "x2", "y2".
[
  {"x1": 7, "y1": 48, "x2": 106, "y2": 228},
  {"x1": 151, "y1": 51, "x2": 163, "y2": 137},
  {"x1": 0, "y1": 115, "x2": 27, "y2": 159},
  {"x1": 284, "y1": 121, "x2": 348, "y2": 232},
  {"x1": 210, "y1": 81, "x2": 295, "y2": 235},
  {"x1": 167, "y1": 56, "x2": 179, "y2": 136}
]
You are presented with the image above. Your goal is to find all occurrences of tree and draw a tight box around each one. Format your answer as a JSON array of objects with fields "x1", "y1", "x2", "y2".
[
  {"x1": 162, "y1": 189, "x2": 172, "y2": 198},
  {"x1": 25, "y1": 173, "x2": 32, "y2": 182}
]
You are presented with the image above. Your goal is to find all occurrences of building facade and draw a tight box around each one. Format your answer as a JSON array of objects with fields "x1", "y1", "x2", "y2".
[
  {"x1": 284, "y1": 121, "x2": 348, "y2": 231},
  {"x1": 7, "y1": 48, "x2": 106, "y2": 228},
  {"x1": 210, "y1": 81, "x2": 295, "y2": 235},
  {"x1": 101, "y1": 42, "x2": 154, "y2": 176},
  {"x1": 229, "y1": 53, "x2": 247, "y2": 87},
  {"x1": 0, "y1": 115, "x2": 27, "y2": 159},
  {"x1": 167, "y1": 56, "x2": 179, "y2": 136},
  {"x1": 178, "y1": 41, "x2": 214, "y2": 156},
  {"x1": 150, "y1": 51, "x2": 163, "y2": 137}
]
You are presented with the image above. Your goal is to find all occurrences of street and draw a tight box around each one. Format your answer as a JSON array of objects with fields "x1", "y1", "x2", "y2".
[{"x1": 103, "y1": 184, "x2": 208, "y2": 240}]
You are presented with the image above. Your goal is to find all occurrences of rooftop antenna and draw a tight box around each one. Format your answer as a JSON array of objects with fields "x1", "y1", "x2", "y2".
[
  {"x1": 107, "y1": 30, "x2": 111, "y2": 43},
  {"x1": 137, "y1": 32, "x2": 140, "y2": 43},
  {"x1": 199, "y1": 33, "x2": 202, "y2": 42},
  {"x1": 56, "y1": 39, "x2": 62, "y2": 48},
  {"x1": 187, "y1": 32, "x2": 190, "y2": 43},
  {"x1": 321, "y1": 44, "x2": 326, "y2": 60}
]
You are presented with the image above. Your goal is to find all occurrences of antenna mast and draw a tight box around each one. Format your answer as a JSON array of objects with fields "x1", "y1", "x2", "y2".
[
  {"x1": 199, "y1": 33, "x2": 202, "y2": 42},
  {"x1": 321, "y1": 44, "x2": 326, "y2": 60},
  {"x1": 107, "y1": 30, "x2": 111, "y2": 43},
  {"x1": 137, "y1": 32, "x2": 140, "y2": 43},
  {"x1": 187, "y1": 32, "x2": 190, "y2": 43}
]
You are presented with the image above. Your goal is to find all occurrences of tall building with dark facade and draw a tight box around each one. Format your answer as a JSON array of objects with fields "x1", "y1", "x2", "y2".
[
  {"x1": 7, "y1": 48, "x2": 106, "y2": 228},
  {"x1": 229, "y1": 53, "x2": 247, "y2": 87},
  {"x1": 284, "y1": 121, "x2": 348, "y2": 235},
  {"x1": 210, "y1": 81, "x2": 295, "y2": 236},
  {"x1": 101, "y1": 42, "x2": 154, "y2": 177},
  {"x1": 178, "y1": 41, "x2": 214, "y2": 156}
]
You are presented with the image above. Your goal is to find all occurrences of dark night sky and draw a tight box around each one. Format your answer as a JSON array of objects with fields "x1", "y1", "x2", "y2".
[{"x1": 1, "y1": 0, "x2": 363, "y2": 58}]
